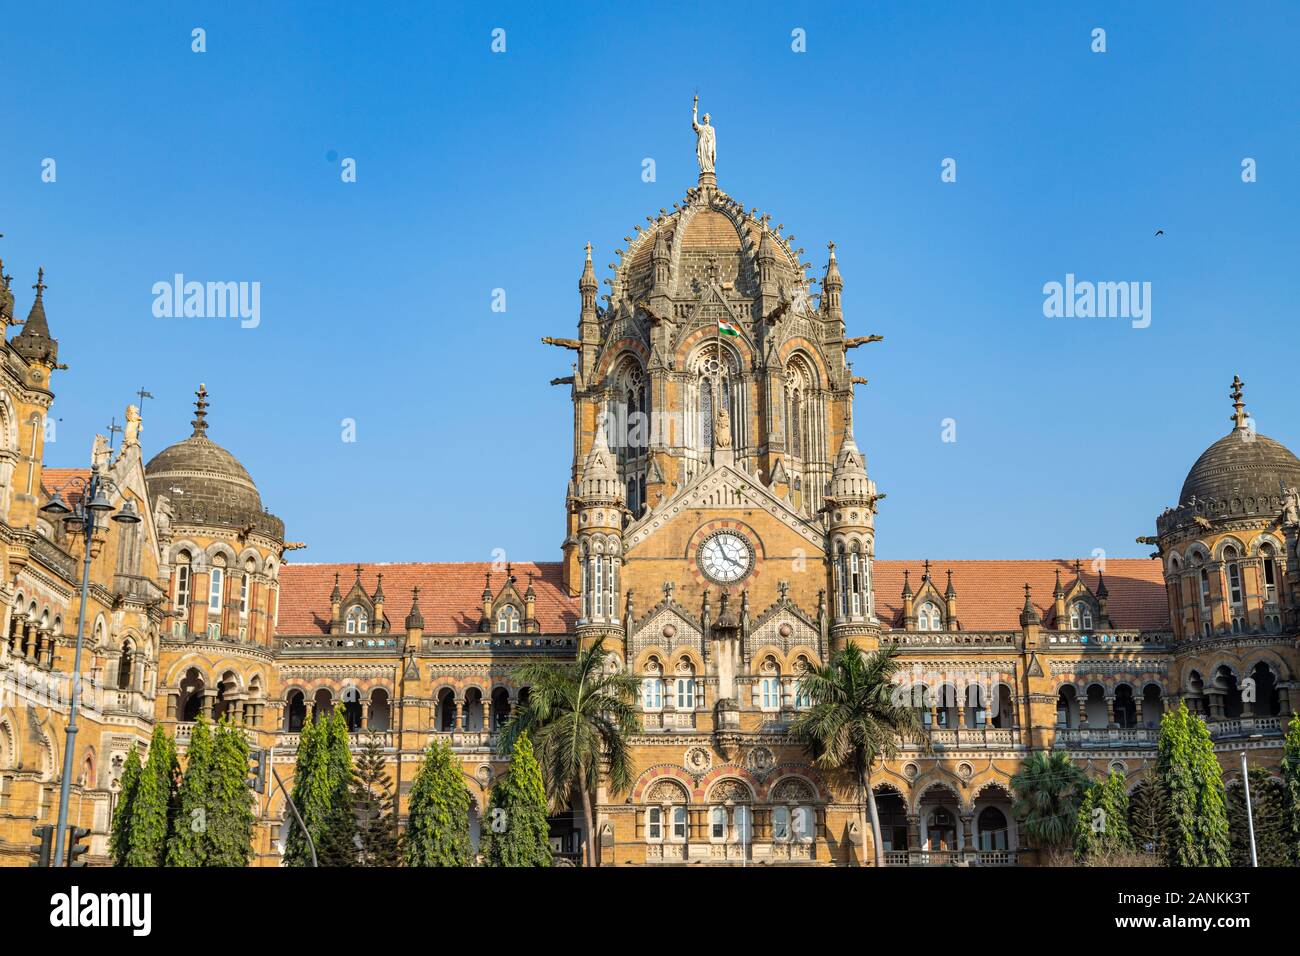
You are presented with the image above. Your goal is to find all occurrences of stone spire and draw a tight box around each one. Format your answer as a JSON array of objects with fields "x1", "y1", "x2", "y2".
[
  {"x1": 12, "y1": 267, "x2": 59, "y2": 366},
  {"x1": 821, "y1": 241, "x2": 843, "y2": 324},
  {"x1": 405, "y1": 586, "x2": 424, "y2": 630},
  {"x1": 191, "y1": 384, "x2": 210, "y2": 437},
  {"x1": 1230, "y1": 374, "x2": 1249, "y2": 430},
  {"x1": 578, "y1": 416, "x2": 625, "y2": 504}
]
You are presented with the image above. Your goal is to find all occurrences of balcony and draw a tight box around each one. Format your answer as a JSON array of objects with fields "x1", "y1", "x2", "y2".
[
  {"x1": 918, "y1": 727, "x2": 1019, "y2": 749},
  {"x1": 275, "y1": 729, "x2": 396, "y2": 751},
  {"x1": 175, "y1": 721, "x2": 259, "y2": 748},
  {"x1": 1209, "y1": 716, "x2": 1282, "y2": 740},
  {"x1": 422, "y1": 634, "x2": 576, "y2": 653},
  {"x1": 880, "y1": 631, "x2": 1019, "y2": 649},
  {"x1": 1055, "y1": 727, "x2": 1156, "y2": 748},
  {"x1": 640, "y1": 711, "x2": 698, "y2": 731},
  {"x1": 1043, "y1": 631, "x2": 1171, "y2": 650}
]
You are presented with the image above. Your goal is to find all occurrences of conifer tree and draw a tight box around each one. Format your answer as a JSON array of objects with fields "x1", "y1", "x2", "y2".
[
  {"x1": 1126, "y1": 774, "x2": 1166, "y2": 859},
  {"x1": 124, "y1": 723, "x2": 179, "y2": 866},
  {"x1": 285, "y1": 707, "x2": 357, "y2": 866},
  {"x1": 482, "y1": 732, "x2": 552, "y2": 867},
  {"x1": 206, "y1": 717, "x2": 256, "y2": 866},
  {"x1": 166, "y1": 717, "x2": 215, "y2": 866},
  {"x1": 351, "y1": 735, "x2": 400, "y2": 867},
  {"x1": 318, "y1": 705, "x2": 358, "y2": 865},
  {"x1": 1227, "y1": 767, "x2": 1288, "y2": 867},
  {"x1": 404, "y1": 739, "x2": 473, "y2": 866},
  {"x1": 109, "y1": 746, "x2": 142, "y2": 866},
  {"x1": 284, "y1": 713, "x2": 325, "y2": 866},
  {"x1": 1156, "y1": 701, "x2": 1230, "y2": 866},
  {"x1": 1281, "y1": 712, "x2": 1300, "y2": 866}
]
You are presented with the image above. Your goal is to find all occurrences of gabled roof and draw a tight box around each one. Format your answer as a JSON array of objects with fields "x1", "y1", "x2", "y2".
[
  {"x1": 873, "y1": 559, "x2": 1169, "y2": 631},
  {"x1": 42, "y1": 467, "x2": 91, "y2": 509},
  {"x1": 277, "y1": 562, "x2": 577, "y2": 635}
]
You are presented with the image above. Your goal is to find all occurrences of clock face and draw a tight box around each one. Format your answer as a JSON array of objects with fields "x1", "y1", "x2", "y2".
[{"x1": 698, "y1": 532, "x2": 753, "y2": 584}]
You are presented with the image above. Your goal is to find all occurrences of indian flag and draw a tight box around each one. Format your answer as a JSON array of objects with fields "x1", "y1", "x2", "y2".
[{"x1": 718, "y1": 319, "x2": 741, "y2": 337}]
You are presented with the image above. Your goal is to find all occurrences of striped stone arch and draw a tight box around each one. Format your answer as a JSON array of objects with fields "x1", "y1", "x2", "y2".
[
  {"x1": 634, "y1": 646, "x2": 671, "y2": 673},
  {"x1": 595, "y1": 340, "x2": 650, "y2": 382},
  {"x1": 205, "y1": 541, "x2": 239, "y2": 564},
  {"x1": 870, "y1": 765, "x2": 913, "y2": 797},
  {"x1": 1212, "y1": 534, "x2": 1249, "y2": 561},
  {"x1": 970, "y1": 774, "x2": 1015, "y2": 803},
  {"x1": 704, "y1": 773, "x2": 757, "y2": 804},
  {"x1": 777, "y1": 338, "x2": 832, "y2": 389},
  {"x1": 1241, "y1": 648, "x2": 1291, "y2": 680},
  {"x1": 786, "y1": 646, "x2": 820, "y2": 672},
  {"x1": 749, "y1": 644, "x2": 786, "y2": 675},
  {"x1": 1247, "y1": 531, "x2": 1286, "y2": 555},
  {"x1": 759, "y1": 767, "x2": 829, "y2": 803},
  {"x1": 631, "y1": 764, "x2": 699, "y2": 802},
  {"x1": 909, "y1": 775, "x2": 962, "y2": 814},
  {"x1": 163, "y1": 652, "x2": 221, "y2": 687}
]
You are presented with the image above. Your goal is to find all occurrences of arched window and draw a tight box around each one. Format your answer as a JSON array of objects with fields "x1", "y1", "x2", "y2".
[
  {"x1": 1224, "y1": 545, "x2": 1243, "y2": 606},
  {"x1": 848, "y1": 552, "x2": 862, "y2": 616},
  {"x1": 239, "y1": 572, "x2": 250, "y2": 617},
  {"x1": 760, "y1": 676, "x2": 781, "y2": 711},
  {"x1": 208, "y1": 559, "x2": 225, "y2": 613},
  {"x1": 496, "y1": 605, "x2": 520, "y2": 634},
  {"x1": 117, "y1": 641, "x2": 134, "y2": 690},
  {"x1": 709, "y1": 805, "x2": 727, "y2": 841},
  {"x1": 175, "y1": 553, "x2": 192, "y2": 613},
  {"x1": 916, "y1": 601, "x2": 940, "y2": 631},
  {"x1": 977, "y1": 806, "x2": 1009, "y2": 851},
  {"x1": 675, "y1": 662, "x2": 696, "y2": 711},
  {"x1": 1069, "y1": 602, "x2": 1093, "y2": 630},
  {"x1": 1261, "y1": 543, "x2": 1279, "y2": 603},
  {"x1": 671, "y1": 805, "x2": 688, "y2": 842},
  {"x1": 646, "y1": 806, "x2": 663, "y2": 842},
  {"x1": 772, "y1": 805, "x2": 791, "y2": 842},
  {"x1": 345, "y1": 606, "x2": 368, "y2": 634}
]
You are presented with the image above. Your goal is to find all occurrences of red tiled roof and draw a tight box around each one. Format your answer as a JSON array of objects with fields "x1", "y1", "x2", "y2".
[
  {"x1": 277, "y1": 557, "x2": 1168, "y2": 637},
  {"x1": 277, "y1": 562, "x2": 578, "y2": 635},
  {"x1": 873, "y1": 559, "x2": 1169, "y2": 631},
  {"x1": 41, "y1": 467, "x2": 91, "y2": 508}
]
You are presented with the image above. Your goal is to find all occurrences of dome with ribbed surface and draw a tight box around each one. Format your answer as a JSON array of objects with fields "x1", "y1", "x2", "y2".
[
  {"x1": 1179, "y1": 430, "x2": 1300, "y2": 506},
  {"x1": 144, "y1": 385, "x2": 283, "y2": 539}
]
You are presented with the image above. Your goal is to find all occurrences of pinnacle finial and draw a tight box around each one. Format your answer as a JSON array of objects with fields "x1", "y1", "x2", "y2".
[
  {"x1": 32, "y1": 267, "x2": 46, "y2": 299},
  {"x1": 191, "y1": 383, "x2": 210, "y2": 436},
  {"x1": 584, "y1": 241, "x2": 592, "y2": 260},
  {"x1": 827, "y1": 241, "x2": 836, "y2": 257},
  {"x1": 1230, "y1": 374, "x2": 1248, "y2": 429}
]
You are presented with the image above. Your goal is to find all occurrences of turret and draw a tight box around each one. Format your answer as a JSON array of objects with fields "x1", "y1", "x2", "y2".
[
  {"x1": 11, "y1": 268, "x2": 59, "y2": 368},
  {"x1": 371, "y1": 573, "x2": 385, "y2": 633},
  {"x1": 821, "y1": 241, "x2": 844, "y2": 337},
  {"x1": 944, "y1": 569, "x2": 958, "y2": 632},
  {"x1": 575, "y1": 423, "x2": 625, "y2": 647},
  {"x1": 405, "y1": 586, "x2": 424, "y2": 653},
  {"x1": 826, "y1": 409, "x2": 879, "y2": 644}
]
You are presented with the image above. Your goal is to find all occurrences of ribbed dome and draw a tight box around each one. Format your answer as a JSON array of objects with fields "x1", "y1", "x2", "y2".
[
  {"x1": 145, "y1": 385, "x2": 283, "y2": 539},
  {"x1": 1179, "y1": 430, "x2": 1300, "y2": 506}
]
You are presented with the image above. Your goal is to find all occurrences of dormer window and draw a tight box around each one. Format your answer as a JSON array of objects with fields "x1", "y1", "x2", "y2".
[
  {"x1": 345, "y1": 606, "x2": 368, "y2": 634},
  {"x1": 496, "y1": 605, "x2": 520, "y2": 634},
  {"x1": 1070, "y1": 601, "x2": 1093, "y2": 631}
]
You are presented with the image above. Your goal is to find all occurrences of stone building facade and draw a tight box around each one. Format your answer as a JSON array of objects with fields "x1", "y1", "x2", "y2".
[{"x1": 0, "y1": 140, "x2": 1296, "y2": 867}]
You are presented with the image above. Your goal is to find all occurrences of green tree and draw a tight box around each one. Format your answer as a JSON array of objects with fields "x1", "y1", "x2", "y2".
[
  {"x1": 1075, "y1": 770, "x2": 1133, "y2": 863},
  {"x1": 351, "y1": 735, "x2": 401, "y2": 867},
  {"x1": 482, "y1": 731, "x2": 552, "y2": 867},
  {"x1": 205, "y1": 717, "x2": 256, "y2": 866},
  {"x1": 165, "y1": 717, "x2": 215, "y2": 866},
  {"x1": 790, "y1": 643, "x2": 924, "y2": 867},
  {"x1": 405, "y1": 739, "x2": 473, "y2": 866},
  {"x1": 124, "y1": 724, "x2": 179, "y2": 866},
  {"x1": 1010, "y1": 750, "x2": 1088, "y2": 853},
  {"x1": 285, "y1": 708, "x2": 357, "y2": 866},
  {"x1": 1127, "y1": 774, "x2": 1167, "y2": 859},
  {"x1": 1156, "y1": 701, "x2": 1230, "y2": 867},
  {"x1": 498, "y1": 636, "x2": 640, "y2": 867},
  {"x1": 1281, "y1": 712, "x2": 1300, "y2": 866},
  {"x1": 108, "y1": 746, "x2": 142, "y2": 866},
  {"x1": 1227, "y1": 767, "x2": 1288, "y2": 867}
]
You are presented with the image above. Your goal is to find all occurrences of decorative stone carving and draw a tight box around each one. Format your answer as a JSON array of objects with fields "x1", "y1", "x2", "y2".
[
  {"x1": 684, "y1": 746, "x2": 712, "y2": 775},
  {"x1": 745, "y1": 745, "x2": 774, "y2": 774}
]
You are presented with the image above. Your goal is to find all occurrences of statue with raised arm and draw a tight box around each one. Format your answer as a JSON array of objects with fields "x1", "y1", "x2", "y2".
[{"x1": 692, "y1": 94, "x2": 716, "y2": 175}]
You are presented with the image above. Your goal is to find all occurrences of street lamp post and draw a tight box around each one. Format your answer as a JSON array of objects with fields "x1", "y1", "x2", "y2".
[{"x1": 39, "y1": 465, "x2": 140, "y2": 866}]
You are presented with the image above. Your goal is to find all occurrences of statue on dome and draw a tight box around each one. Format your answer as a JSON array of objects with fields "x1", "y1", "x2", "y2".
[
  {"x1": 692, "y1": 94, "x2": 716, "y2": 175},
  {"x1": 124, "y1": 404, "x2": 143, "y2": 447}
]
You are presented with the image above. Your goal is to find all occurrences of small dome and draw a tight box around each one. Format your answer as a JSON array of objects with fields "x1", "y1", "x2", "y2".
[
  {"x1": 145, "y1": 385, "x2": 283, "y2": 539},
  {"x1": 1179, "y1": 430, "x2": 1300, "y2": 505}
]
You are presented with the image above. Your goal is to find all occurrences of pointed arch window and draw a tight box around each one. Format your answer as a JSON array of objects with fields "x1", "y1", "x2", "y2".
[
  {"x1": 1223, "y1": 545, "x2": 1243, "y2": 606},
  {"x1": 1069, "y1": 602, "x2": 1093, "y2": 631},
  {"x1": 496, "y1": 605, "x2": 520, "y2": 634},
  {"x1": 174, "y1": 553, "x2": 192, "y2": 613},
  {"x1": 917, "y1": 602, "x2": 941, "y2": 631},
  {"x1": 1261, "y1": 543, "x2": 1279, "y2": 603},
  {"x1": 345, "y1": 606, "x2": 368, "y2": 634}
]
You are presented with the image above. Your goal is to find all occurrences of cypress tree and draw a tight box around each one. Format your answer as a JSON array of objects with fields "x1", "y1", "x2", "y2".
[
  {"x1": 166, "y1": 717, "x2": 215, "y2": 866},
  {"x1": 351, "y1": 736, "x2": 400, "y2": 867},
  {"x1": 284, "y1": 714, "x2": 327, "y2": 866},
  {"x1": 1157, "y1": 701, "x2": 1230, "y2": 866},
  {"x1": 482, "y1": 732, "x2": 552, "y2": 867},
  {"x1": 1227, "y1": 767, "x2": 1288, "y2": 867},
  {"x1": 285, "y1": 707, "x2": 357, "y2": 866},
  {"x1": 404, "y1": 739, "x2": 472, "y2": 866},
  {"x1": 1281, "y1": 712, "x2": 1300, "y2": 866},
  {"x1": 318, "y1": 706, "x2": 357, "y2": 865},
  {"x1": 125, "y1": 724, "x2": 178, "y2": 866},
  {"x1": 206, "y1": 717, "x2": 256, "y2": 866},
  {"x1": 109, "y1": 746, "x2": 142, "y2": 866},
  {"x1": 1127, "y1": 774, "x2": 1166, "y2": 859},
  {"x1": 1075, "y1": 770, "x2": 1133, "y2": 863}
]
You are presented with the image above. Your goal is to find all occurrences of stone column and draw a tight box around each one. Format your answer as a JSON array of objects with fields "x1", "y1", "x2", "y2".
[
  {"x1": 455, "y1": 699, "x2": 465, "y2": 731},
  {"x1": 1134, "y1": 697, "x2": 1145, "y2": 726},
  {"x1": 202, "y1": 689, "x2": 217, "y2": 720},
  {"x1": 958, "y1": 812, "x2": 973, "y2": 853},
  {"x1": 1077, "y1": 696, "x2": 1088, "y2": 728},
  {"x1": 361, "y1": 700, "x2": 371, "y2": 729},
  {"x1": 167, "y1": 692, "x2": 179, "y2": 719},
  {"x1": 1105, "y1": 696, "x2": 1117, "y2": 729},
  {"x1": 481, "y1": 699, "x2": 491, "y2": 734}
]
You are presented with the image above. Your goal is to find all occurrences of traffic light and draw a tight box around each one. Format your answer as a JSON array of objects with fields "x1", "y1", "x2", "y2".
[
  {"x1": 248, "y1": 748, "x2": 267, "y2": 794},
  {"x1": 66, "y1": 826, "x2": 91, "y2": 867},
  {"x1": 29, "y1": 824, "x2": 53, "y2": 868}
]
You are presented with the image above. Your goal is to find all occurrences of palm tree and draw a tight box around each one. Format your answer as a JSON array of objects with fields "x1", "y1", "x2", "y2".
[
  {"x1": 790, "y1": 643, "x2": 924, "y2": 867},
  {"x1": 497, "y1": 636, "x2": 640, "y2": 866},
  {"x1": 1010, "y1": 750, "x2": 1089, "y2": 855}
]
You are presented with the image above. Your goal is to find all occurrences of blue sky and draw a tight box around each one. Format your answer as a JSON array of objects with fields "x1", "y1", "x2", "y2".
[{"x1": 2, "y1": 1, "x2": 1297, "y2": 564}]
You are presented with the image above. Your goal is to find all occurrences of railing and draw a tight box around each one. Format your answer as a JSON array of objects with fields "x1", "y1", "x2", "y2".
[
  {"x1": 1044, "y1": 631, "x2": 1172, "y2": 649},
  {"x1": 276, "y1": 730, "x2": 395, "y2": 751},
  {"x1": 29, "y1": 534, "x2": 78, "y2": 580},
  {"x1": 880, "y1": 631, "x2": 1019, "y2": 648},
  {"x1": 1055, "y1": 727, "x2": 1157, "y2": 748},
  {"x1": 885, "y1": 849, "x2": 1018, "y2": 867},
  {"x1": 429, "y1": 730, "x2": 496, "y2": 750},
  {"x1": 422, "y1": 635, "x2": 577, "y2": 653},
  {"x1": 911, "y1": 727, "x2": 1019, "y2": 749},
  {"x1": 640, "y1": 711, "x2": 697, "y2": 731},
  {"x1": 175, "y1": 721, "x2": 258, "y2": 746},
  {"x1": 1209, "y1": 716, "x2": 1282, "y2": 739},
  {"x1": 277, "y1": 635, "x2": 400, "y2": 655}
]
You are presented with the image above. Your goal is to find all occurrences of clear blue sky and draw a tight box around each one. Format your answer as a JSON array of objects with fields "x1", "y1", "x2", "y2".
[{"x1": 2, "y1": 1, "x2": 1297, "y2": 564}]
